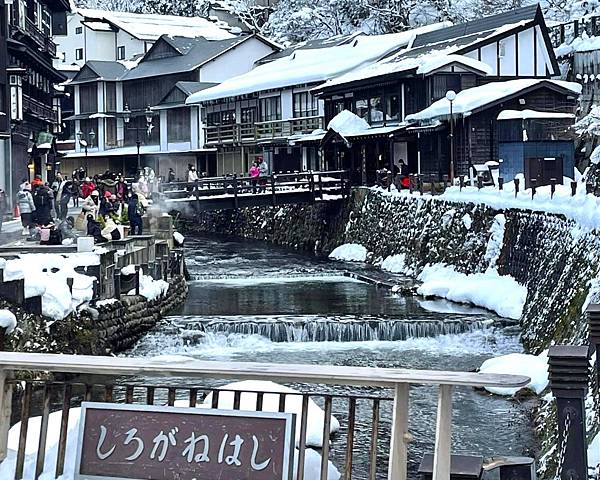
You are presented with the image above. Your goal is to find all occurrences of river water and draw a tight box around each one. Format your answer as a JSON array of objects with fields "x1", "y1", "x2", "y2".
[{"x1": 125, "y1": 235, "x2": 537, "y2": 478}]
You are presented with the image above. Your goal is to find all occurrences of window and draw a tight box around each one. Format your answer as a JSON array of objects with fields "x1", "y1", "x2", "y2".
[
  {"x1": 105, "y1": 118, "x2": 117, "y2": 147},
  {"x1": 385, "y1": 94, "x2": 400, "y2": 122},
  {"x1": 79, "y1": 84, "x2": 98, "y2": 113},
  {"x1": 105, "y1": 82, "x2": 116, "y2": 111},
  {"x1": 206, "y1": 110, "x2": 235, "y2": 125},
  {"x1": 41, "y1": 7, "x2": 51, "y2": 36},
  {"x1": 431, "y1": 75, "x2": 461, "y2": 102},
  {"x1": 75, "y1": 48, "x2": 83, "y2": 60},
  {"x1": 117, "y1": 46, "x2": 125, "y2": 60},
  {"x1": 293, "y1": 92, "x2": 318, "y2": 118},
  {"x1": 259, "y1": 96, "x2": 281, "y2": 122},
  {"x1": 241, "y1": 107, "x2": 256, "y2": 125},
  {"x1": 355, "y1": 99, "x2": 368, "y2": 120},
  {"x1": 75, "y1": 26, "x2": 82, "y2": 34},
  {"x1": 167, "y1": 108, "x2": 191, "y2": 143},
  {"x1": 369, "y1": 96, "x2": 383, "y2": 123}
]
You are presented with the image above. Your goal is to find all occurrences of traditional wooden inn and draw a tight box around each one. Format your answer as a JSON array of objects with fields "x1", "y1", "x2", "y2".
[
  {"x1": 184, "y1": 25, "x2": 451, "y2": 175},
  {"x1": 1, "y1": 0, "x2": 70, "y2": 202},
  {"x1": 62, "y1": 33, "x2": 279, "y2": 178},
  {"x1": 186, "y1": 4, "x2": 580, "y2": 185}
]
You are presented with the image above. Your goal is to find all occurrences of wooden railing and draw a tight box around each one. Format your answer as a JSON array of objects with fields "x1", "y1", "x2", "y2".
[
  {"x1": 159, "y1": 170, "x2": 350, "y2": 210},
  {"x1": 0, "y1": 352, "x2": 529, "y2": 480},
  {"x1": 549, "y1": 15, "x2": 600, "y2": 47},
  {"x1": 24, "y1": 17, "x2": 56, "y2": 56},
  {"x1": 204, "y1": 116, "x2": 324, "y2": 145}
]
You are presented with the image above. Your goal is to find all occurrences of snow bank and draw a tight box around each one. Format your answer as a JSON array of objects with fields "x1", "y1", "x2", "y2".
[
  {"x1": 479, "y1": 351, "x2": 549, "y2": 395},
  {"x1": 589, "y1": 433, "x2": 600, "y2": 472},
  {"x1": 127, "y1": 274, "x2": 169, "y2": 300},
  {"x1": 327, "y1": 110, "x2": 370, "y2": 135},
  {"x1": 381, "y1": 253, "x2": 413, "y2": 275},
  {"x1": 203, "y1": 380, "x2": 340, "y2": 448},
  {"x1": 0, "y1": 310, "x2": 17, "y2": 333},
  {"x1": 2, "y1": 253, "x2": 98, "y2": 320},
  {"x1": 0, "y1": 407, "x2": 81, "y2": 479},
  {"x1": 484, "y1": 214, "x2": 506, "y2": 269},
  {"x1": 329, "y1": 243, "x2": 367, "y2": 262},
  {"x1": 417, "y1": 264, "x2": 527, "y2": 319}
]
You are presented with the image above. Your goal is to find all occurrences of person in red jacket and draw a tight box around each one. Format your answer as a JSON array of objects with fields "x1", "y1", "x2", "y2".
[{"x1": 81, "y1": 177, "x2": 96, "y2": 198}]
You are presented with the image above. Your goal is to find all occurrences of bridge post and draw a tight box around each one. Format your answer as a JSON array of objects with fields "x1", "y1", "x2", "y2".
[
  {"x1": 548, "y1": 345, "x2": 589, "y2": 480},
  {"x1": 309, "y1": 172, "x2": 316, "y2": 204},
  {"x1": 233, "y1": 174, "x2": 239, "y2": 209},
  {"x1": 388, "y1": 383, "x2": 409, "y2": 480},
  {"x1": 318, "y1": 174, "x2": 323, "y2": 199},
  {"x1": 271, "y1": 174, "x2": 276, "y2": 207},
  {"x1": 194, "y1": 180, "x2": 200, "y2": 212}
]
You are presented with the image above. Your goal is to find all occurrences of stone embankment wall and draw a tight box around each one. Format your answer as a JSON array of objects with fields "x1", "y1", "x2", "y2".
[
  {"x1": 181, "y1": 187, "x2": 600, "y2": 478},
  {"x1": 3, "y1": 274, "x2": 187, "y2": 355}
]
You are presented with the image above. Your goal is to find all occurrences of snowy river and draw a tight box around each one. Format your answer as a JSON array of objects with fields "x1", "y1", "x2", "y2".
[{"x1": 124, "y1": 235, "x2": 537, "y2": 478}]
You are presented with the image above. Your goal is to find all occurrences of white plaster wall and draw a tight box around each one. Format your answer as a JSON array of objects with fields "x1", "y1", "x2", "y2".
[
  {"x1": 53, "y1": 13, "x2": 84, "y2": 68},
  {"x1": 535, "y1": 25, "x2": 552, "y2": 76},
  {"x1": 518, "y1": 28, "x2": 535, "y2": 76},
  {"x1": 115, "y1": 30, "x2": 146, "y2": 61},
  {"x1": 480, "y1": 43, "x2": 498, "y2": 75},
  {"x1": 159, "y1": 110, "x2": 168, "y2": 151},
  {"x1": 199, "y1": 38, "x2": 275, "y2": 83},
  {"x1": 190, "y1": 107, "x2": 199, "y2": 150},
  {"x1": 85, "y1": 30, "x2": 115, "y2": 62},
  {"x1": 499, "y1": 34, "x2": 516, "y2": 76},
  {"x1": 281, "y1": 90, "x2": 293, "y2": 120}
]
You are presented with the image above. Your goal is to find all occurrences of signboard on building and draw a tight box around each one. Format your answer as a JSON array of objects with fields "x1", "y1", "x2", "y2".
[{"x1": 75, "y1": 402, "x2": 296, "y2": 480}]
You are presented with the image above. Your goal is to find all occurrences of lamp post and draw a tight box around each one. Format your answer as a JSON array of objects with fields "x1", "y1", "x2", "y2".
[
  {"x1": 445, "y1": 90, "x2": 457, "y2": 183},
  {"x1": 77, "y1": 129, "x2": 95, "y2": 175},
  {"x1": 123, "y1": 104, "x2": 155, "y2": 176}
]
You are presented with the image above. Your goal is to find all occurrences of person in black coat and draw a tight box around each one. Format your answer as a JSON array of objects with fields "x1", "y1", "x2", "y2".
[
  {"x1": 33, "y1": 184, "x2": 54, "y2": 226},
  {"x1": 86, "y1": 214, "x2": 104, "y2": 243},
  {"x1": 127, "y1": 194, "x2": 143, "y2": 235}
]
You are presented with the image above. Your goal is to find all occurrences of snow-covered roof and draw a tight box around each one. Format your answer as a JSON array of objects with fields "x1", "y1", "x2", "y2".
[
  {"x1": 328, "y1": 110, "x2": 370, "y2": 136},
  {"x1": 82, "y1": 21, "x2": 113, "y2": 32},
  {"x1": 497, "y1": 109, "x2": 576, "y2": 120},
  {"x1": 75, "y1": 8, "x2": 234, "y2": 41},
  {"x1": 405, "y1": 79, "x2": 581, "y2": 122},
  {"x1": 186, "y1": 24, "x2": 449, "y2": 103}
]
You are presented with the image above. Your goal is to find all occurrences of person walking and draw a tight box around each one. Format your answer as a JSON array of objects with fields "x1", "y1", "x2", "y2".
[
  {"x1": 188, "y1": 166, "x2": 199, "y2": 183},
  {"x1": 249, "y1": 161, "x2": 260, "y2": 194},
  {"x1": 81, "y1": 177, "x2": 96, "y2": 199},
  {"x1": 58, "y1": 179, "x2": 73, "y2": 220},
  {"x1": 81, "y1": 190, "x2": 100, "y2": 219},
  {"x1": 127, "y1": 193, "x2": 144, "y2": 235},
  {"x1": 16, "y1": 184, "x2": 36, "y2": 235},
  {"x1": 258, "y1": 156, "x2": 268, "y2": 192}
]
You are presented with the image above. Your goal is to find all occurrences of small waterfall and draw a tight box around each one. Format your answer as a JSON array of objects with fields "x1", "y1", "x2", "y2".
[{"x1": 175, "y1": 317, "x2": 484, "y2": 343}]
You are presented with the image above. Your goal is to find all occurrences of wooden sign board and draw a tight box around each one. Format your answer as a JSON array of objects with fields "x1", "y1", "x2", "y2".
[{"x1": 75, "y1": 402, "x2": 296, "y2": 480}]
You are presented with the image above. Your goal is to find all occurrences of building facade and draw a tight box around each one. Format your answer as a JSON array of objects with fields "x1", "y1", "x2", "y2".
[
  {"x1": 3, "y1": 0, "x2": 70, "y2": 204},
  {"x1": 63, "y1": 33, "x2": 278, "y2": 178}
]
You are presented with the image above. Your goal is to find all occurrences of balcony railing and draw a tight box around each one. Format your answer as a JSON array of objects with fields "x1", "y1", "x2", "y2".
[
  {"x1": 23, "y1": 95, "x2": 57, "y2": 123},
  {"x1": 0, "y1": 351, "x2": 529, "y2": 480},
  {"x1": 15, "y1": 17, "x2": 57, "y2": 56},
  {"x1": 204, "y1": 116, "x2": 324, "y2": 145}
]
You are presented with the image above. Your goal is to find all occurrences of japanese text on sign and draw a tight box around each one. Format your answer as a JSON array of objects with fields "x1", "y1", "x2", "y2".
[{"x1": 75, "y1": 402, "x2": 295, "y2": 480}]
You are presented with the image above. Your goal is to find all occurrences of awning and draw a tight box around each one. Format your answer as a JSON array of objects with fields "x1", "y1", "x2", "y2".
[{"x1": 63, "y1": 113, "x2": 117, "y2": 121}]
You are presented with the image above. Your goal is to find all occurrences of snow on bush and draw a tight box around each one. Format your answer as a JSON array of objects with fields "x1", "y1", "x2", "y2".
[
  {"x1": 589, "y1": 433, "x2": 600, "y2": 473},
  {"x1": 127, "y1": 274, "x2": 169, "y2": 301},
  {"x1": 479, "y1": 351, "x2": 549, "y2": 396},
  {"x1": 2, "y1": 253, "x2": 98, "y2": 320},
  {"x1": 329, "y1": 243, "x2": 367, "y2": 262},
  {"x1": 381, "y1": 253, "x2": 412, "y2": 275},
  {"x1": 461, "y1": 213, "x2": 472, "y2": 230},
  {"x1": 0, "y1": 310, "x2": 17, "y2": 334},
  {"x1": 173, "y1": 231, "x2": 185, "y2": 244},
  {"x1": 417, "y1": 264, "x2": 527, "y2": 319},
  {"x1": 203, "y1": 380, "x2": 340, "y2": 448}
]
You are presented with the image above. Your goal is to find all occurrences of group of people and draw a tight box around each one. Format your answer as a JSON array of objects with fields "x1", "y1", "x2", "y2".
[
  {"x1": 14, "y1": 168, "x2": 149, "y2": 245},
  {"x1": 249, "y1": 156, "x2": 269, "y2": 193}
]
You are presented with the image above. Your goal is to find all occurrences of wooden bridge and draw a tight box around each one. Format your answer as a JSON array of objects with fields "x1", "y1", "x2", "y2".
[{"x1": 158, "y1": 170, "x2": 350, "y2": 212}]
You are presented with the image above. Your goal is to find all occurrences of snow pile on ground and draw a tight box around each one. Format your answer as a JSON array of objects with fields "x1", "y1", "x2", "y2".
[
  {"x1": 0, "y1": 407, "x2": 81, "y2": 479},
  {"x1": 329, "y1": 243, "x2": 367, "y2": 262},
  {"x1": 0, "y1": 310, "x2": 17, "y2": 333},
  {"x1": 127, "y1": 274, "x2": 169, "y2": 300},
  {"x1": 417, "y1": 264, "x2": 527, "y2": 319},
  {"x1": 203, "y1": 380, "x2": 340, "y2": 448},
  {"x1": 479, "y1": 351, "x2": 549, "y2": 395},
  {"x1": 381, "y1": 253, "x2": 413, "y2": 275},
  {"x1": 2, "y1": 253, "x2": 99, "y2": 320}
]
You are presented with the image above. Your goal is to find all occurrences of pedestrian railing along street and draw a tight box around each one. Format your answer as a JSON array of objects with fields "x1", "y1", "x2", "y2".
[{"x1": 0, "y1": 352, "x2": 530, "y2": 480}]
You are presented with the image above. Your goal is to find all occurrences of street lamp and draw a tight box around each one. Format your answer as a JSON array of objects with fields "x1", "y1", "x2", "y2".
[
  {"x1": 446, "y1": 90, "x2": 457, "y2": 183},
  {"x1": 123, "y1": 103, "x2": 155, "y2": 175},
  {"x1": 77, "y1": 130, "x2": 90, "y2": 175}
]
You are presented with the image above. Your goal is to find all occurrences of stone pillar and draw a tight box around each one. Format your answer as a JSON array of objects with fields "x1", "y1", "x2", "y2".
[{"x1": 548, "y1": 345, "x2": 589, "y2": 480}]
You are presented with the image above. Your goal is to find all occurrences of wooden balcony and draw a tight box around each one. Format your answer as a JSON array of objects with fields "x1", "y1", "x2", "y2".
[
  {"x1": 23, "y1": 95, "x2": 57, "y2": 123},
  {"x1": 14, "y1": 17, "x2": 57, "y2": 56},
  {"x1": 204, "y1": 116, "x2": 324, "y2": 145}
]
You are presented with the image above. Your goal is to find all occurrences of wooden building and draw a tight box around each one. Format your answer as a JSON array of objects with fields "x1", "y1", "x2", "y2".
[
  {"x1": 2, "y1": 0, "x2": 70, "y2": 201},
  {"x1": 311, "y1": 5, "x2": 580, "y2": 185}
]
